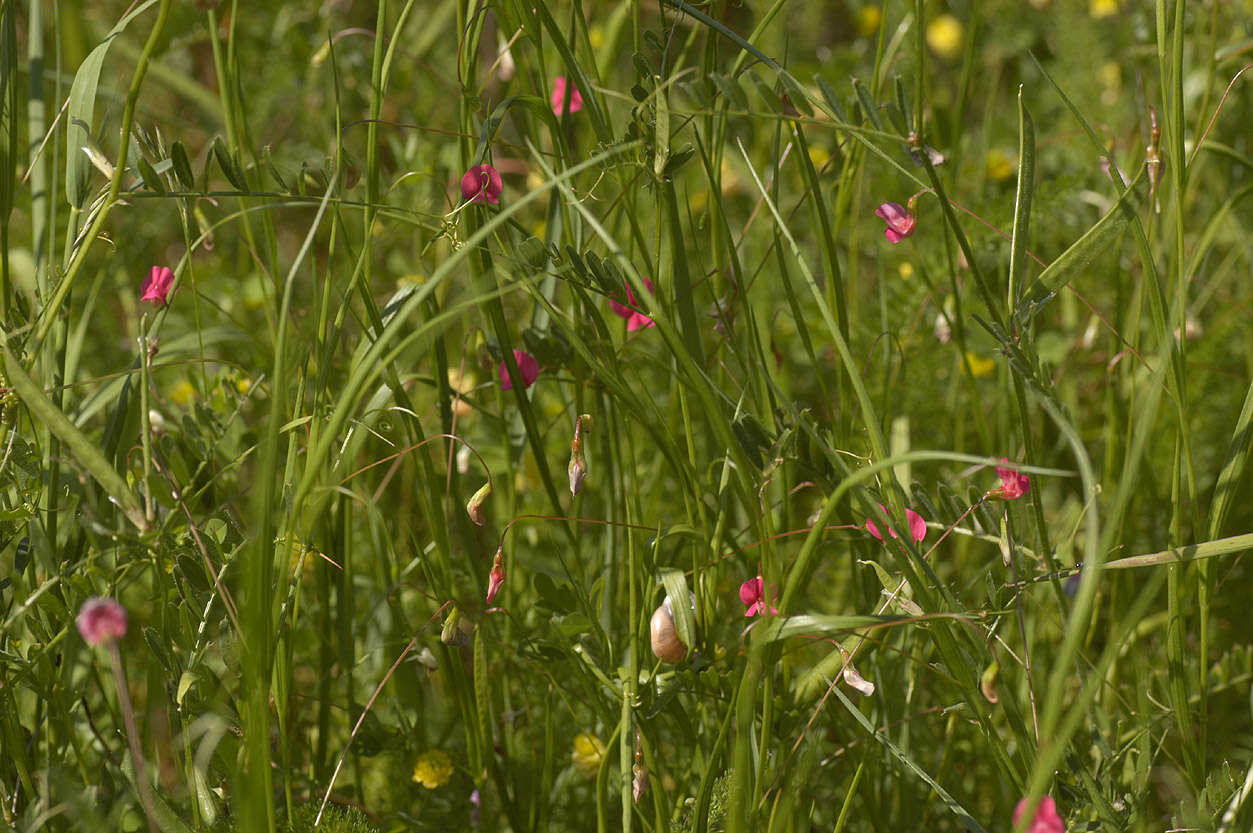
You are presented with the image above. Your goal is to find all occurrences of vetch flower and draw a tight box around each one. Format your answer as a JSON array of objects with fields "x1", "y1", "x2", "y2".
[
  {"x1": 610, "y1": 278, "x2": 656, "y2": 331},
  {"x1": 485, "y1": 547, "x2": 505, "y2": 605},
  {"x1": 498, "y1": 349, "x2": 539, "y2": 390},
  {"x1": 864, "y1": 503, "x2": 927, "y2": 543},
  {"x1": 874, "y1": 202, "x2": 916, "y2": 243},
  {"x1": 412, "y1": 750, "x2": 454, "y2": 789},
  {"x1": 469, "y1": 789, "x2": 481, "y2": 826},
  {"x1": 568, "y1": 414, "x2": 591, "y2": 496},
  {"x1": 550, "y1": 76, "x2": 583, "y2": 115},
  {"x1": 140, "y1": 266, "x2": 175, "y2": 306},
  {"x1": 77, "y1": 597, "x2": 128, "y2": 646},
  {"x1": 988, "y1": 458, "x2": 1031, "y2": 501},
  {"x1": 460, "y1": 164, "x2": 503, "y2": 205},
  {"x1": 571, "y1": 732, "x2": 606, "y2": 777},
  {"x1": 1013, "y1": 795, "x2": 1065, "y2": 833},
  {"x1": 739, "y1": 576, "x2": 778, "y2": 618}
]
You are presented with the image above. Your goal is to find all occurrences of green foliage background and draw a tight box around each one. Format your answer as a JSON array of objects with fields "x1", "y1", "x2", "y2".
[{"x1": 0, "y1": 0, "x2": 1251, "y2": 831}]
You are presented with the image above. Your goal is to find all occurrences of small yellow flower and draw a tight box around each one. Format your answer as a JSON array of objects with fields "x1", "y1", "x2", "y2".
[
  {"x1": 985, "y1": 149, "x2": 1013, "y2": 182},
  {"x1": 898, "y1": 262, "x2": 914, "y2": 280},
  {"x1": 964, "y1": 352, "x2": 996, "y2": 378},
  {"x1": 807, "y1": 145, "x2": 831, "y2": 169},
  {"x1": 589, "y1": 25, "x2": 605, "y2": 51},
  {"x1": 572, "y1": 732, "x2": 606, "y2": 778},
  {"x1": 170, "y1": 379, "x2": 196, "y2": 407},
  {"x1": 926, "y1": 14, "x2": 964, "y2": 61},
  {"x1": 855, "y1": 5, "x2": 882, "y2": 38},
  {"x1": 412, "y1": 750, "x2": 454, "y2": 789},
  {"x1": 1090, "y1": 0, "x2": 1119, "y2": 18}
]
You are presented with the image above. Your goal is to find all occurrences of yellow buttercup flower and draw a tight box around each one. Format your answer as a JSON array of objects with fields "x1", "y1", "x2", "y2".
[
  {"x1": 412, "y1": 750, "x2": 454, "y2": 789},
  {"x1": 898, "y1": 262, "x2": 914, "y2": 280},
  {"x1": 572, "y1": 732, "x2": 606, "y2": 778},
  {"x1": 985, "y1": 149, "x2": 1013, "y2": 182},
  {"x1": 964, "y1": 352, "x2": 996, "y2": 378},
  {"x1": 170, "y1": 379, "x2": 196, "y2": 407},
  {"x1": 1090, "y1": 0, "x2": 1119, "y2": 18},
  {"x1": 856, "y1": 5, "x2": 881, "y2": 38},
  {"x1": 926, "y1": 15, "x2": 964, "y2": 61}
]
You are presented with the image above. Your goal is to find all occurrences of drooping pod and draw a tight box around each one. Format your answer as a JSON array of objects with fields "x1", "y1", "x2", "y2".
[{"x1": 650, "y1": 595, "x2": 690, "y2": 664}]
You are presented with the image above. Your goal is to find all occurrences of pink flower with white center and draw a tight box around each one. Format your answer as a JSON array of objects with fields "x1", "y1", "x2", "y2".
[
  {"x1": 498, "y1": 349, "x2": 539, "y2": 390},
  {"x1": 77, "y1": 597, "x2": 128, "y2": 646},
  {"x1": 460, "y1": 164, "x2": 503, "y2": 205},
  {"x1": 739, "y1": 576, "x2": 778, "y2": 617},
  {"x1": 140, "y1": 266, "x2": 175, "y2": 306},
  {"x1": 550, "y1": 76, "x2": 583, "y2": 115},
  {"x1": 989, "y1": 458, "x2": 1031, "y2": 501},
  {"x1": 610, "y1": 278, "x2": 656, "y2": 332},
  {"x1": 864, "y1": 503, "x2": 927, "y2": 543},
  {"x1": 874, "y1": 202, "x2": 916, "y2": 243},
  {"x1": 1013, "y1": 795, "x2": 1065, "y2": 833}
]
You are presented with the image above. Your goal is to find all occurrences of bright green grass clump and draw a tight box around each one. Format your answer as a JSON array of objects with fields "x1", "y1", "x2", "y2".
[{"x1": 0, "y1": 1, "x2": 1251, "y2": 832}]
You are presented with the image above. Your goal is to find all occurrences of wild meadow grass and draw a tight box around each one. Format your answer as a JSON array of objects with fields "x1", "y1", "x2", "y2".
[{"x1": 0, "y1": 0, "x2": 1251, "y2": 831}]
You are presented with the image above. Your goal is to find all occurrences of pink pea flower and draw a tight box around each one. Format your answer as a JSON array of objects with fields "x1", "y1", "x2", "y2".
[
  {"x1": 739, "y1": 576, "x2": 778, "y2": 618},
  {"x1": 498, "y1": 349, "x2": 539, "y2": 390},
  {"x1": 140, "y1": 265, "x2": 175, "y2": 306},
  {"x1": 460, "y1": 164, "x2": 503, "y2": 205},
  {"x1": 610, "y1": 278, "x2": 656, "y2": 332},
  {"x1": 874, "y1": 202, "x2": 916, "y2": 243},
  {"x1": 864, "y1": 503, "x2": 927, "y2": 543},
  {"x1": 485, "y1": 549, "x2": 505, "y2": 605},
  {"x1": 551, "y1": 76, "x2": 583, "y2": 115},
  {"x1": 988, "y1": 458, "x2": 1031, "y2": 501},
  {"x1": 1013, "y1": 795, "x2": 1065, "y2": 833},
  {"x1": 77, "y1": 597, "x2": 128, "y2": 646}
]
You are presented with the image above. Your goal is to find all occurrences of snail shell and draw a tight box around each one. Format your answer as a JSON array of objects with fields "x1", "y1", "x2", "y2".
[{"x1": 650, "y1": 597, "x2": 690, "y2": 664}]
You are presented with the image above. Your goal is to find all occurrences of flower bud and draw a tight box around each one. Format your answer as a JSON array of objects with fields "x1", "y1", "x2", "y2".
[
  {"x1": 466, "y1": 481, "x2": 492, "y2": 526},
  {"x1": 485, "y1": 548, "x2": 505, "y2": 605},
  {"x1": 568, "y1": 414, "x2": 591, "y2": 496}
]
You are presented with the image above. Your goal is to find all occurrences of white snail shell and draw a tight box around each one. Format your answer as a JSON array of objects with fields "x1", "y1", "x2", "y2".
[{"x1": 650, "y1": 597, "x2": 690, "y2": 664}]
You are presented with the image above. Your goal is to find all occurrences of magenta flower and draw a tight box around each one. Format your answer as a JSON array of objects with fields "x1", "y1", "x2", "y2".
[
  {"x1": 1013, "y1": 795, "x2": 1064, "y2": 833},
  {"x1": 498, "y1": 349, "x2": 539, "y2": 390},
  {"x1": 989, "y1": 458, "x2": 1031, "y2": 501},
  {"x1": 460, "y1": 164, "x2": 503, "y2": 205},
  {"x1": 864, "y1": 503, "x2": 927, "y2": 543},
  {"x1": 739, "y1": 576, "x2": 778, "y2": 617},
  {"x1": 140, "y1": 265, "x2": 175, "y2": 306},
  {"x1": 550, "y1": 76, "x2": 584, "y2": 115},
  {"x1": 610, "y1": 278, "x2": 656, "y2": 332},
  {"x1": 77, "y1": 597, "x2": 128, "y2": 646},
  {"x1": 874, "y1": 202, "x2": 916, "y2": 243}
]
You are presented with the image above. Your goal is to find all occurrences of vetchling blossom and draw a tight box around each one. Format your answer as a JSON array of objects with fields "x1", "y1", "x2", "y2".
[
  {"x1": 460, "y1": 163, "x2": 503, "y2": 205},
  {"x1": 874, "y1": 202, "x2": 916, "y2": 243},
  {"x1": 610, "y1": 278, "x2": 656, "y2": 331},
  {"x1": 1013, "y1": 795, "x2": 1065, "y2": 833},
  {"x1": 988, "y1": 458, "x2": 1031, "y2": 501},
  {"x1": 739, "y1": 576, "x2": 778, "y2": 618},
  {"x1": 140, "y1": 266, "x2": 175, "y2": 306},
  {"x1": 550, "y1": 76, "x2": 584, "y2": 115},
  {"x1": 77, "y1": 597, "x2": 128, "y2": 646},
  {"x1": 864, "y1": 503, "x2": 927, "y2": 543},
  {"x1": 498, "y1": 349, "x2": 539, "y2": 390},
  {"x1": 412, "y1": 749, "x2": 454, "y2": 789}
]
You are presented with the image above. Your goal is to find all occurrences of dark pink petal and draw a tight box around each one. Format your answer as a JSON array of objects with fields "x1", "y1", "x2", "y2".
[
  {"x1": 611, "y1": 278, "x2": 655, "y2": 328},
  {"x1": 992, "y1": 458, "x2": 1031, "y2": 500},
  {"x1": 551, "y1": 76, "x2": 584, "y2": 115},
  {"x1": 140, "y1": 265, "x2": 175, "y2": 306},
  {"x1": 485, "y1": 551, "x2": 505, "y2": 604},
  {"x1": 460, "y1": 164, "x2": 503, "y2": 204},
  {"x1": 77, "y1": 597, "x2": 128, "y2": 646},
  {"x1": 1013, "y1": 796, "x2": 1064, "y2": 833},
  {"x1": 498, "y1": 349, "x2": 539, "y2": 390},
  {"x1": 874, "y1": 201, "x2": 916, "y2": 242},
  {"x1": 865, "y1": 503, "x2": 927, "y2": 543},
  {"x1": 739, "y1": 577, "x2": 762, "y2": 607}
]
